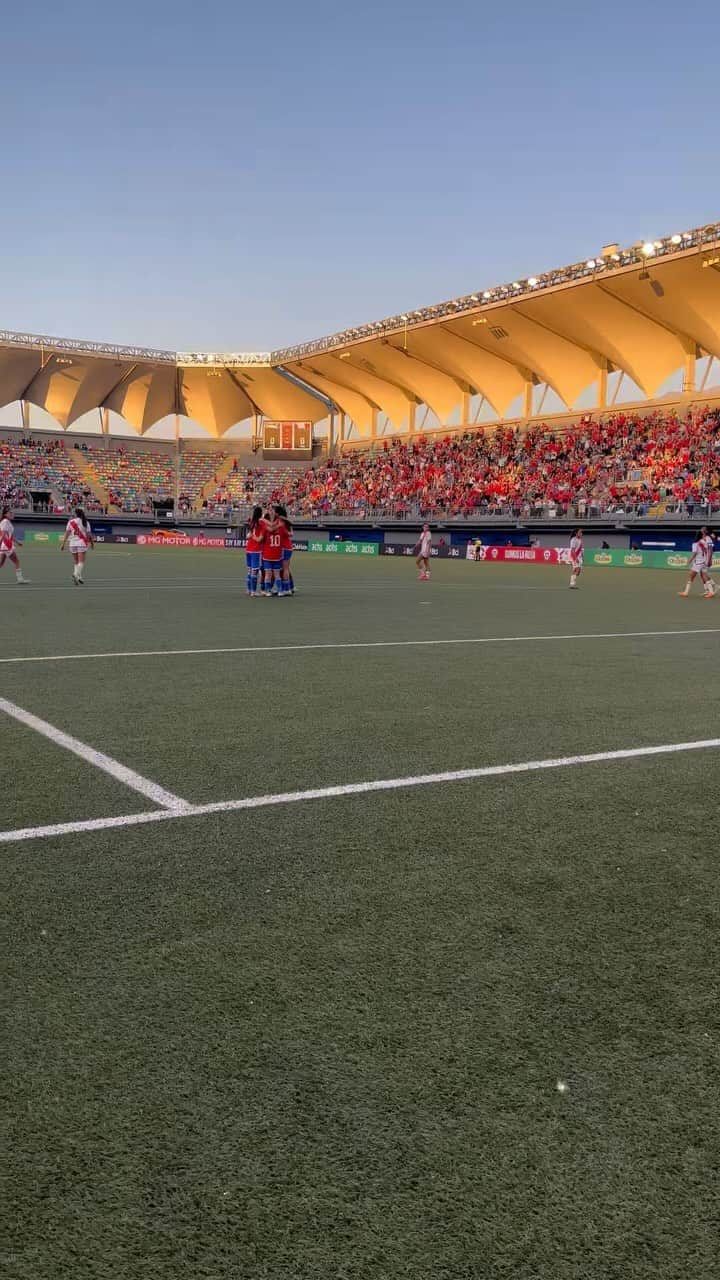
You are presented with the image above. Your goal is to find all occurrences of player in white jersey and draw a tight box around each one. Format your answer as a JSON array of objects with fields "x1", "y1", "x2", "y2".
[
  {"x1": 678, "y1": 529, "x2": 715, "y2": 598},
  {"x1": 703, "y1": 528, "x2": 716, "y2": 590},
  {"x1": 568, "y1": 529, "x2": 583, "y2": 589},
  {"x1": 0, "y1": 506, "x2": 29, "y2": 583},
  {"x1": 60, "y1": 507, "x2": 94, "y2": 584},
  {"x1": 414, "y1": 524, "x2": 432, "y2": 580}
]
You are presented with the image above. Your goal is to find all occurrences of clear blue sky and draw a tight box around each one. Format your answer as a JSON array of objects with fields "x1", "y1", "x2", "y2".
[{"x1": 1, "y1": 0, "x2": 718, "y2": 353}]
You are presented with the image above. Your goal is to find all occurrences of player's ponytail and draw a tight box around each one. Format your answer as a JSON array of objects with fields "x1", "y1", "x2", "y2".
[
  {"x1": 1, "y1": 505, "x2": 9, "y2": 520},
  {"x1": 75, "y1": 506, "x2": 88, "y2": 530},
  {"x1": 249, "y1": 504, "x2": 263, "y2": 535}
]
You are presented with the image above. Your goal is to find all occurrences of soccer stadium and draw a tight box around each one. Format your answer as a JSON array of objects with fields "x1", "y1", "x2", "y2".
[{"x1": 3, "y1": 213, "x2": 720, "y2": 1278}]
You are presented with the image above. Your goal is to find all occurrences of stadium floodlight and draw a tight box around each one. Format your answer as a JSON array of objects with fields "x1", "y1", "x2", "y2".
[
  {"x1": 528, "y1": 277, "x2": 538, "y2": 286},
  {"x1": 586, "y1": 259, "x2": 596, "y2": 269},
  {"x1": 482, "y1": 291, "x2": 493, "y2": 299},
  {"x1": 641, "y1": 242, "x2": 656, "y2": 257},
  {"x1": 670, "y1": 234, "x2": 682, "y2": 244}
]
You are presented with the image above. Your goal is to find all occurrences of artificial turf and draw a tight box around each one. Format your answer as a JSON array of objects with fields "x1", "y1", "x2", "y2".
[{"x1": 2, "y1": 546, "x2": 720, "y2": 1278}]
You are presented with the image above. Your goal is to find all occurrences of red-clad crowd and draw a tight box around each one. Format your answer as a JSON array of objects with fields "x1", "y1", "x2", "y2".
[{"x1": 271, "y1": 406, "x2": 720, "y2": 518}]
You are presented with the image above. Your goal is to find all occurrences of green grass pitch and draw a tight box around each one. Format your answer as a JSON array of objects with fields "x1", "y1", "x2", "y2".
[{"x1": 2, "y1": 546, "x2": 719, "y2": 1279}]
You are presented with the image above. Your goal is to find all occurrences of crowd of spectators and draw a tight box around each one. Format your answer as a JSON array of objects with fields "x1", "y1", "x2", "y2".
[
  {"x1": 270, "y1": 407, "x2": 720, "y2": 519},
  {"x1": 5, "y1": 407, "x2": 720, "y2": 520},
  {"x1": 0, "y1": 436, "x2": 96, "y2": 513}
]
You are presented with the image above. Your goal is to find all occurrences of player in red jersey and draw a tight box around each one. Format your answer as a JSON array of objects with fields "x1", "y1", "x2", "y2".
[
  {"x1": 0, "y1": 506, "x2": 29, "y2": 583},
  {"x1": 259, "y1": 511, "x2": 283, "y2": 596},
  {"x1": 60, "y1": 507, "x2": 94, "y2": 584},
  {"x1": 244, "y1": 505, "x2": 264, "y2": 596},
  {"x1": 274, "y1": 503, "x2": 295, "y2": 596}
]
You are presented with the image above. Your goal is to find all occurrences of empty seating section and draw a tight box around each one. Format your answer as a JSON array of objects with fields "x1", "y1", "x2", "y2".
[
  {"x1": 271, "y1": 407, "x2": 720, "y2": 518},
  {"x1": 179, "y1": 451, "x2": 228, "y2": 506},
  {"x1": 0, "y1": 436, "x2": 88, "y2": 510},
  {"x1": 82, "y1": 445, "x2": 174, "y2": 512}
]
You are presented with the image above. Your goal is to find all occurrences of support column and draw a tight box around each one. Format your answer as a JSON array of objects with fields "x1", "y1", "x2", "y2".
[
  {"x1": 522, "y1": 379, "x2": 534, "y2": 420},
  {"x1": 21, "y1": 399, "x2": 30, "y2": 431},
  {"x1": 174, "y1": 413, "x2": 181, "y2": 518},
  {"x1": 596, "y1": 358, "x2": 608, "y2": 410},
  {"x1": 370, "y1": 408, "x2": 378, "y2": 442},
  {"x1": 682, "y1": 344, "x2": 697, "y2": 395},
  {"x1": 407, "y1": 402, "x2": 416, "y2": 437},
  {"x1": 460, "y1": 390, "x2": 470, "y2": 427}
]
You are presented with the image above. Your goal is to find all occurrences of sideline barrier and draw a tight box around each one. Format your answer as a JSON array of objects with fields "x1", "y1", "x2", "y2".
[
  {"x1": 24, "y1": 531, "x2": 310, "y2": 550},
  {"x1": 584, "y1": 549, "x2": 692, "y2": 570},
  {"x1": 467, "y1": 545, "x2": 693, "y2": 570},
  {"x1": 20, "y1": 531, "x2": 697, "y2": 568},
  {"x1": 307, "y1": 540, "x2": 379, "y2": 556}
]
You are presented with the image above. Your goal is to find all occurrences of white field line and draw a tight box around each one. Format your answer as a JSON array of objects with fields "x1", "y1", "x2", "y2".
[
  {"x1": 0, "y1": 697, "x2": 189, "y2": 812},
  {"x1": 1, "y1": 628, "x2": 720, "y2": 666},
  {"x1": 2, "y1": 735, "x2": 720, "y2": 846}
]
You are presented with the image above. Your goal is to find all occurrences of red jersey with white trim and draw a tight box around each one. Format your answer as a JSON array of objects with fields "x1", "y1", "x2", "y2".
[
  {"x1": 0, "y1": 516, "x2": 15, "y2": 554},
  {"x1": 246, "y1": 522, "x2": 263, "y2": 554},
  {"x1": 260, "y1": 521, "x2": 283, "y2": 562},
  {"x1": 279, "y1": 525, "x2": 293, "y2": 552},
  {"x1": 701, "y1": 534, "x2": 714, "y2": 566}
]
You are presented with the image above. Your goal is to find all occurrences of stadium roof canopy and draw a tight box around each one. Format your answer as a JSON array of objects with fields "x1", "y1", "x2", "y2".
[{"x1": 1, "y1": 219, "x2": 719, "y2": 438}]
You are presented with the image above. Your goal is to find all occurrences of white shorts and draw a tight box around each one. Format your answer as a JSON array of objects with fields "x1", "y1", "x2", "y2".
[
  {"x1": 0, "y1": 543, "x2": 15, "y2": 558},
  {"x1": 69, "y1": 539, "x2": 89, "y2": 554},
  {"x1": 690, "y1": 558, "x2": 707, "y2": 573}
]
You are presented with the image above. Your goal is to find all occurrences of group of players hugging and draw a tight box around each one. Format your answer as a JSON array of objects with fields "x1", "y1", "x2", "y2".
[{"x1": 244, "y1": 504, "x2": 295, "y2": 597}]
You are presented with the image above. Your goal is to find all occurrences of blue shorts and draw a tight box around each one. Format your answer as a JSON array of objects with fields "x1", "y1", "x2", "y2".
[
  {"x1": 262, "y1": 558, "x2": 282, "y2": 572},
  {"x1": 246, "y1": 551, "x2": 260, "y2": 569},
  {"x1": 283, "y1": 548, "x2": 293, "y2": 562}
]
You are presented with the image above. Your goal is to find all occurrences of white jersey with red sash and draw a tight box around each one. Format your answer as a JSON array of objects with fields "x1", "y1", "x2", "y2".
[
  {"x1": 0, "y1": 516, "x2": 15, "y2": 556},
  {"x1": 66, "y1": 517, "x2": 91, "y2": 552}
]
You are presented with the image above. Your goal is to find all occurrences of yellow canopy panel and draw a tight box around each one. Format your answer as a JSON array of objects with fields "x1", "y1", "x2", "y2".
[{"x1": 0, "y1": 220, "x2": 718, "y2": 436}]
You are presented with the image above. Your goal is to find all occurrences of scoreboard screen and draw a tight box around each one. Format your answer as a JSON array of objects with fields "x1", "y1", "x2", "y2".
[{"x1": 262, "y1": 421, "x2": 312, "y2": 458}]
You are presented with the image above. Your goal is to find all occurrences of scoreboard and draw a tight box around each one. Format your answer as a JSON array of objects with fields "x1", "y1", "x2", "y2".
[{"x1": 262, "y1": 421, "x2": 313, "y2": 458}]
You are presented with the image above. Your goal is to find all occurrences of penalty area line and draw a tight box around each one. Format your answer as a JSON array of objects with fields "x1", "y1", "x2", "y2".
[
  {"x1": 0, "y1": 697, "x2": 190, "y2": 812},
  {"x1": 2, "y1": 735, "x2": 720, "y2": 845},
  {"x1": 2, "y1": 627, "x2": 720, "y2": 666}
]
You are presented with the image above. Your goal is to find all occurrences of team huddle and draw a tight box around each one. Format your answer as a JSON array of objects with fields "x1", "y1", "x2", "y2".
[{"x1": 244, "y1": 504, "x2": 295, "y2": 597}]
